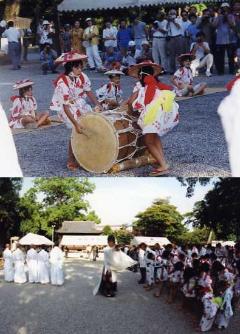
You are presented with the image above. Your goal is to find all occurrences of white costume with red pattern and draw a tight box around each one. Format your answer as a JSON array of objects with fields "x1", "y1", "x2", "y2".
[
  {"x1": 9, "y1": 96, "x2": 37, "y2": 129},
  {"x1": 50, "y1": 72, "x2": 92, "y2": 128},
  {"x1": 96, "y1": 82, "x2": 123, "y2": 110}
]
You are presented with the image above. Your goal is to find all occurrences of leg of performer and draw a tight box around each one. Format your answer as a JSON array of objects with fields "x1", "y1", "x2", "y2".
[
  {"x1": 67, "y1": 141, "x2": 78, "y2": 170},
  {"x1": 144, "y1": 134, "x2": 169, "y2": 175}
]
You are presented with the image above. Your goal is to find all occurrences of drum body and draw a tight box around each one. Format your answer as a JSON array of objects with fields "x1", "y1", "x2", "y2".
[{"x1": 71, "y1": 111, "x2": 145, "y2": 173}]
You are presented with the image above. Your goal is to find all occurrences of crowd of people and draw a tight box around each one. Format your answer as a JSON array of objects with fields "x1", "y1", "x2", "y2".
[
  {"x1": 124, "y1": 241, "x2": 240, "y2": 332},
  {"x1": 2, "y1": 243, "x2": 64, "y2": 286}
]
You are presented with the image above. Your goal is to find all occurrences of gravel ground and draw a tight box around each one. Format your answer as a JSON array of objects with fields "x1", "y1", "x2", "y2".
[
  {"x1": 0, "y1": 60, "x2": 232, "y2": 177},
  {"x1": 0, "y1": 259, "x2": 239, "y2": 334}
]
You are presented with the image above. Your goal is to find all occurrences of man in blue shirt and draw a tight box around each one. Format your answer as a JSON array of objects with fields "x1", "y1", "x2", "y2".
[
  {"x1": 117, "y1": 20, "x2": 132, "y2": 57},
  {"x1": 187, "y1": 14, "x2": 200, "y2": 44}
]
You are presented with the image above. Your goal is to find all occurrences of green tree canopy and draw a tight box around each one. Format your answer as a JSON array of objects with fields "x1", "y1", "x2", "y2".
[
  {"x1": 20, "y1": 178, "x2": 99, "y2": 237},
  {"x1": 186, "y1": 178, "x2": 240, "y2": 240},
  {"x1": 114, "y1": 225, "x2": 133, "y2": 245},
  {"x1": 0, "y1": 178, "x2": 22, "y2": 248},
  {"x1": 102, "y1": 225, "x2": 113, "y2": 236},
  {"x1": 133, "y1": 198, "x2": 186, "y2": 242}
]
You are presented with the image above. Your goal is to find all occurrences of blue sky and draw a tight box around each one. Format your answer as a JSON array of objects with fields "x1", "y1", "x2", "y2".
[{"x1": 21, "y1": 178, "x2": 215, "y2": 227}]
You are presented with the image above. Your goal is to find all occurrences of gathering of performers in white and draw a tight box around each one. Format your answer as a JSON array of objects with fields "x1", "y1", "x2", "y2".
[
  {"x1": 134, "y1": 241, "x2": 240, "y2": 332},
  {"x1": 3, "y1": 243, "x2": 64, "y2": 286}
]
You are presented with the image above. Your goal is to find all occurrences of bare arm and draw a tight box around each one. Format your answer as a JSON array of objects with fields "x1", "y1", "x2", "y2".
[
  {"x1": 63, "y1": 104, "x2": 83, "y2": 133},
  {"x1": 86, "y1": 91, "x2": 103, "y2": 110}
]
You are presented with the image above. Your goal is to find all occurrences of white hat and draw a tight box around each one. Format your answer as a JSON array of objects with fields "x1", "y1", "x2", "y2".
[
  {"x1": 55, "y1": 51, "x2": 88, "y2": 65},
  {"x1": 141, "y1": 40, "x2": 149, "y2": 46},
  {"x1": 43, "y1": 20, "x2": 50, "y2": 25},
  {"x1": 104, "y1": 70, "x2": 125, "y2": 76},
  {"x1": 13, "y1": 79, "x2": 34, "y2": 90},
  {"x1": 128, "y1": 41, "x2": 136, "y2": 47},
  {"x1": 85, "y1": 18, "x2": 92, "y2": 22},
  {"x1": 0, "y1": 20, "x2": 7, "y2": 28},
  {"x1": 221, "y1": 2, "x2": 230, "y2": 7}
]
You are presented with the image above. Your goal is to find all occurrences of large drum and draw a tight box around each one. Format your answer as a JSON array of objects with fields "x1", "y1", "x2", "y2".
[{"x1": 71, "y1": 111, "x2": 145, "y2": 173}]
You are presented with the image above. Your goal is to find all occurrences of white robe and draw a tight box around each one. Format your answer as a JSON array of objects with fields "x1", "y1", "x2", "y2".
[
  {"x1": 26, "y1": 248, "x2": 38, "y2": 283},
  {"x1": 13, "y1": 248, "x2": 27, "y2": 284},
  {"x1": 93, "y1": 246, "x2": 137, "y2": 295},
  {"x1": 215, "y1": 287, "x2": 233, "y2": 329},
  {"x1": 200, "y1": 293, "x2": 218, "y2": 332},
  {"x1": 3, "y1": 249, "x2": 14, "y2": 282},
  {"x1": 37, "y1": 250, "x2": 50, "y2": 284},
  {"x1": 0, "y1": 102, "x2": 22, "y2": 177},
  {"x1": 50, "y1": 247, "x2": 64, "y2": 286},
  {"x1": 217, "y1": 79, "x2": 240, "y2": 176}
]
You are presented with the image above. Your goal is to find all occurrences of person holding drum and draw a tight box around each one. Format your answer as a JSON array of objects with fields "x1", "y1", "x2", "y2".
[
  {"x1": 96, "y1": 68, "x2": 124, "y2": 110},
  {"x1": 128, "y1": 61, "x2": 179, "y2": 176},
  {"x1": 50, "y1": 51, "x2": 102, "y2": 171}
]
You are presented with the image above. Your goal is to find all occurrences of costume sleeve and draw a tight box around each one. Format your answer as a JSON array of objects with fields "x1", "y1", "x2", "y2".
[
  {"x1": 83, "y1": 74, "x2": 92, "y2": 92},
  {"x1": 32, "y1": 97, "x2": 38, "y2": 111},
  {"x1": 96, "y1": 84, "x2": 107, "y2": 101},
  {"x1": 57, "y1": 79, "x2": 71, "y2": 106},
  {"x1": 10, "y1": 98, "x2": 22, "y2": 119}
]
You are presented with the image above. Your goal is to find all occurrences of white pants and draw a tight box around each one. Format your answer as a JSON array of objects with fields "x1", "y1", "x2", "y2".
[
  {"x1": 152, "y1": 38, "x2": 168, "y2": 71},
  {"x1": 86, "y1": 45, "x2": 103, "y2": 69},
  {"x1": 191, "y1": 54, "x2": 213, "y2": 73}
]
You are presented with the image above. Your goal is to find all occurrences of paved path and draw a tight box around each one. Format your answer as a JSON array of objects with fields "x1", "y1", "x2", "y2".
[
  {"x1": 0, "y1": 260, "x2": 239, "y2": 334},
  {"x1": 0, "y1": 61, "x2": 232, "y2": 177}
]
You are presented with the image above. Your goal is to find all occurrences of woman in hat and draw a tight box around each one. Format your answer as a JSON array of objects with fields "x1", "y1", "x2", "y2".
[
  {"x1": 128, "y1": 61, "x2": 179, "y2": 176},
  {"x1": 50, "y1": 51, "x2": 102, "y2": 171},
  {"x1": 9, "y1": 79, "x2": 50, "y2": 129},
  {"x1": 96, "y1": 65, "x2": 124, "y2": 110},
  {"x1": 171, "y1": 53, "x2": 207, "y2": 97}
]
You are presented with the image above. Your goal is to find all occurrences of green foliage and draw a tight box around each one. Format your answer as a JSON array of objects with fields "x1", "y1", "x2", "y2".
[
  {"x1": 0, "y1": 178, "x2": 22, "y2": 247},
  {"x1": 114, "y1": 226, "x2": 133, "y2": 245},
  {"x1": 20, "y1": 178, "x2": 98, "y2": 237},
  {"x1": 177, "y1": 227, "x2": 214, "y2": 246},
  {"x1": 133, "y1": 198, "x2": 186, "y2": 242},
  {"x1": 186, "y1": 178, "x2": 240, "y2": 240},
  {"x1": 102, "y1": 225, "x2": 113, "y2": 236},
  {"x1": 177, "y1": 177, "x2": 212, "y2": 197}
]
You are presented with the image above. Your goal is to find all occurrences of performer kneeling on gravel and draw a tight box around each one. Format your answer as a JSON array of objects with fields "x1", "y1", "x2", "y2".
[
  {"x1": 93, "y1": 235, "x2": 137, "y2": 297},
  {"x1": 50, "y1": 51, "x2": 102, "y2": 171}
]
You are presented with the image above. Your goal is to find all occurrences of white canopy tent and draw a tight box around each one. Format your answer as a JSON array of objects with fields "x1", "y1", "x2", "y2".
[
  {"x1": 131, "y1": 236, "x2": 171, "y2": 247},
  {"x1": 58, "y1": 0, "x2": 217, "y2": 12},
  {"x1": 60, "y1": 235, "x2": 108, "y2": 247},
  {"x1": 19, "y1": 233, "x2": 54, "y2": 246}
]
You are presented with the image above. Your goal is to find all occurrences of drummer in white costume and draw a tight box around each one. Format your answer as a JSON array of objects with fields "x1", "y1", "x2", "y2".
[
  {"x1": 50, "y1": 245, "x2": 64, "y2": 286},
  {"x1": 3, "y1": 244, "x2": 14, "y2": 282},
  {"x1": 12, "y1": 244, "x2": 27, "y2": 284},
  {"x1": 26, "y1": 245, "x2": 38, "y2": 283},
  {"x1": 37, "y1": 247, "x2": 50, "y2": 284},
  {"x1": 94, "y1": 235, "x2": 137, "y2": 297},
  {"x1": 50, "y1": 51, "x2": 102, "y2": 171}
]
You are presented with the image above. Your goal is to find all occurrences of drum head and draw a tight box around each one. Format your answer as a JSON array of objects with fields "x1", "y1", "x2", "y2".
[{"x1": 71, "y1": 113, "x2": 118, "y2": 173}]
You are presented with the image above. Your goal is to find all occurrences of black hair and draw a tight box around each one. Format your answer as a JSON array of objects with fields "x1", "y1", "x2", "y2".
[
  {"x1": 162, "y1": 250, "x2": 170, "y2": 259},
  {"x1": 183, "y1": 267, "x2": 196, "y2": 283},
  {"x1": 138, "y1": 66, "x2": 154, "y2": 86},
  {"x1": 200, "y1": 262, "x2": 210, "y2": 273},
  {"x1": 189, "y1": 14, "x2": 197, "y2": 20},
  {"x1": 64, "y1": 60, "x2": 83, "y2": 75},
  {"x1": 196, "y1": 31, "x2": 205, "y2": 38},
  {"x1": 174, "y1": 261, "x2": 184, "y2": 271},
  {"x1": 8, "y1": 21, "x2": 14, "y2": 28},
  {"x1": 108, "y1": 235, "x2": 115, "y2": 244},
  {"x1": 19, "y1": 86, "x2": 32, "y2": 97}
]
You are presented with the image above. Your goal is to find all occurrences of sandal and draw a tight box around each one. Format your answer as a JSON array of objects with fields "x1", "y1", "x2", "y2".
[
  {"x1": 67, "y1": 162, "x2": 79, "y2": 171},
  {"x1": 149, "y1": 168, "x2": 170, "y2": 177}
]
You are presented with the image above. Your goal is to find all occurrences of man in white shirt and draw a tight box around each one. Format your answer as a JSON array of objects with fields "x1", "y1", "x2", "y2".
[
  {"x1": 181, "y1": 10, "x2": 191, "y2": 53},
  {"x1": 103, "y1": 21, "x2": 118, "y2": 50},
  {"x1": 152, "y1": 13, "x2": 168, "y2": 71},
  {"x1": 2, "y1": 21, "x2": 21, "y2": 70},
  {"x1": 38, "y1": 20, "x2": 54, "y2": 50},
  {"x1": 26, "y1": 245, "x2": 38, "y2": 283},
  {"x1": 138, "y1": 243, "x2": 147, "y2": 284},
  {"x1": 190, "y1": 31, "x2": 213, "y2": 77},
  {"x1": 166, "y1": 9, "x2": 183, "y2": 73}
]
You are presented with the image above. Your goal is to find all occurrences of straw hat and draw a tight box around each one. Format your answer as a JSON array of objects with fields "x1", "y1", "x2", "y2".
[
  {"x1": 128, "y1": 60, "x2": 162, "y2": 78},
  {"x1": 55, "y1": 51, "x2": 88, "y2": 65},
  {"x1": 178, "y1": 53, "x2": 195, "y2": 63},
  {"x1": 42, "y1": 20, "x2": 50, "y2": 25},
  {"x1": 104, "y1": 70, "x2": 125, "y2": 76},
  {"x1": 13, "y1": 79, "x2": 34, "y2": 90}
]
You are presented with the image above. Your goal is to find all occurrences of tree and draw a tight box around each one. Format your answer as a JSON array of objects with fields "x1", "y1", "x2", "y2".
[
  {"x1": 20, "y1": 177, "x2": 98, "y2": 237},
  {"x1": 114, "y1": 226, "x2": 133, "y2": 245},
  {"x1": 0, "y1": 178, "x2": 22, "y2": 249},
  {"x1": 102, "y1": 225, "x2": 113, "y2": 236},
  {"x1": 186, "y1": 178, "x2": 240, "y2": 240},
  {"x1": 133, "y1": 198, "x2": 186, "y2": 242},
  {"x1": 177, "y1": 177, "x2": 212, "y2": 197},
  {"x1": 177, "y1": 227, "x2": 215, "y2": 246}
]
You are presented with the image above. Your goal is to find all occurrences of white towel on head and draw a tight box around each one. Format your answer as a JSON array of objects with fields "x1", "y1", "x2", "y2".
[
  {"x1": 217, "y1": 80, "x2": 240, "y2": 176},
  {"x1": 0, "y1": 102, "x2": 22, "y2": 176}
]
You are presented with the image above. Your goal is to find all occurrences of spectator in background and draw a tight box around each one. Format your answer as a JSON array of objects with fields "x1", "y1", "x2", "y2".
[
  {"x1": 38, "y1": 20, "x2": 55, "y2": 51},
  {"x1": 198, "y1": 9, "x2": 216, "y2": 52},
  {"x1": 137, "y1": 40, "x2": 152, "y2": 63},
  {"x1": 103, "y1": 21, "x2": 118, "y2": 51},
  {"x1": 22, "y1": 28, "x2": 32, "y2": 62},
  {"x1": 181, "y1": 10, "x2": 191, "y2": 53},
  {"x1": 2, "y1": 21, "x2": 21, "y2": 70},
  {"x1": 187, "y1": 14, "x2": 200, "y2": 44},
  {"x1": 60, "y1": 24, "x2": 72, "y2": 53},
  {"x1": 151, "y1": 13, "x2": 168, "y2": 72},
  {"x1": 40, "y1": 43, "x2": 58, "y2": 74},
  {"x1": 190, "y1": 31, "x2": 213, "y2": 77},
  {"x1": 166, "y1": 9, "x2": 183, "y2": 74},
  {"x1": 132, "y1": 16, "x2": 148, "y2": 51},
  {"x1": 122, "y1": 40, "x2": 141, "y2": 68},
  {"x1": 117, "y1": 20, "x2": 132, "y2": 57},
  {"x1": 71, "y1": 20, "x2": 84, "y2": 53},
  {"x1": 103, "y1": 46, "x2": 122, "y2": 69},
  {"x1": 83, "y1": 18, "x2": 104, "y2": 71},
  {"x1": 213, "y1": 3, "x2": 236, "y2": 74}
]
